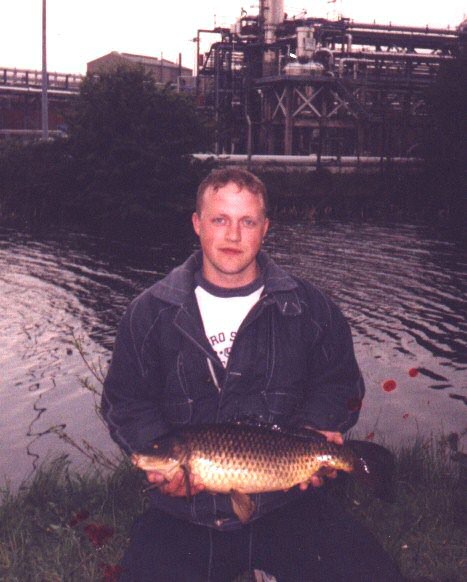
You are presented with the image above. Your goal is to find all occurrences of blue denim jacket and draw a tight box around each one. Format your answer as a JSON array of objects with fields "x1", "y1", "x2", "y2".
[{"x1": 102, "y1": 251, "x2": 365, "y2": 530}]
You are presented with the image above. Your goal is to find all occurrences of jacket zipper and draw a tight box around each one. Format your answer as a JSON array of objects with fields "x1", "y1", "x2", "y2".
[
  {"x1": 206, "y1": 357, "x2": 221, "y2": 392},
  {"x1": 215, "y1": 293, "x2": 270, "y2": 420}
]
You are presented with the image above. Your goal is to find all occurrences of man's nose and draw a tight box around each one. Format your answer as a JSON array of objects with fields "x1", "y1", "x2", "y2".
[{"x1": 225, "y1": 221, "x2": 241, "y2": 241}]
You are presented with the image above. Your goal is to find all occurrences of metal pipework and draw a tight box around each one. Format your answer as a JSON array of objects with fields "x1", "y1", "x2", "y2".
[
  {"x1": 263, "y1": 0, "x2": 284, "y2": 26},
  {"x1": 296, "y1": 27, "x2": 316, "y2": 60},
  {"x1": 41, "y1": 0, "x2": 48, "y2": 140}
]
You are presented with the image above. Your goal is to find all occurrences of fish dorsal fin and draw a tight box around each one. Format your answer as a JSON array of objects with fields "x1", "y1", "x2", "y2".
[
  {"x1": 227, "y1": 420, "x2": 327, "y2": 442},
  {"x1": 285, "y1": 426, "x2": 327, "y2": 441},
  {"x1": 230, "y1": 490, "x2": 255, "y2": 524}
]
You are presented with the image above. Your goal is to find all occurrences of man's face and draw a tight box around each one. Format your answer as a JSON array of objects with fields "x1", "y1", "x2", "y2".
[{"x1": 192, "y1": 182, "x2": 269, "y2": 288}]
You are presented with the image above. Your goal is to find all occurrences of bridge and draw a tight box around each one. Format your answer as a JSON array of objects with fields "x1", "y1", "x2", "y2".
[
  {"x1": 0, "y1": 67, "x2": 83, "y2": 95},
  {"x1": 0, "y1": 67, "x2": 83, "y2": 138}
]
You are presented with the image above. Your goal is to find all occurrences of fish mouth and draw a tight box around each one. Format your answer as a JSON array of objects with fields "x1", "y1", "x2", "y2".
[
  {"x1": 131, "y1": 453, "x2": 163, "y2": 469},
  {"x1": 132, "y1": 453, "x2": 182, "y2": 476},
  {"x1": 131, "y1": 453, "x2": 155, "y2": 469}
]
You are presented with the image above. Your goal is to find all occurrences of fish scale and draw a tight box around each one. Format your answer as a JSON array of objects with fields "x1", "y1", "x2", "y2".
[
  {"x1": 132, "y1": 422, "x2": 394, "y2": 522},
  {"x1": 134, "y1": 423, "x2": 355, "y2": 494}
]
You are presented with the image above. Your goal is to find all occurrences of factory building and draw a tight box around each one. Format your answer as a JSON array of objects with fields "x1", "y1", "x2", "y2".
[{"x1": 87, "y1": 52, "x2": 192, "y2": 84}]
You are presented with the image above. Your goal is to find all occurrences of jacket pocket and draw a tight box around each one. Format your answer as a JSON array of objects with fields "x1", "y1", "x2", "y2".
[{"x1": 163, "y1": 398, "x2": 193, "y2": 424}]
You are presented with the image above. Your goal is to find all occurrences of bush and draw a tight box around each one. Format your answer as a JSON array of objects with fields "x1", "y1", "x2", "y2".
[{"x1": 0, "y1": 66, "x2": 212, "y2": 233}]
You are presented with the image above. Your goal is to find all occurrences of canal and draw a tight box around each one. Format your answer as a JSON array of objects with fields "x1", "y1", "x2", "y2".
[{"x1": 0, "y1": 218, "x2": 465, "y2": 486}]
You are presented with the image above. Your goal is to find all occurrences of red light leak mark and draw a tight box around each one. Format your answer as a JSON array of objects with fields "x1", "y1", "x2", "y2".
[
  {"x1": 84, "y1": 523, "x2": 114, "y2": 548},
  {"x1": 347, "y1": 397, "x2": 362, "y2": 412},
  {"x1": 365, "y1": 432, "x2": 375, "y2": 441},
  {"x1": 103, "y1": 564, "x2": 124, "y2": 582},
  {"x1": 382, "y1": 379, "x2": 397, "y2": 392},
  {"x1": 408, "y1": 368, "x2": 419, "y2": 378},
  {"x1": 69, "y1": 509, "x2": 90, "y2": 527}
]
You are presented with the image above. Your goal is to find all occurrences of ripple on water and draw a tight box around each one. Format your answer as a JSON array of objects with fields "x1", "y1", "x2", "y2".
[
  {"x1": 265, "y1": 221, "x2": 466, "y2": 445},
  {"x1": 0, "y1": 222, "x2": 466, "y2": 484}
]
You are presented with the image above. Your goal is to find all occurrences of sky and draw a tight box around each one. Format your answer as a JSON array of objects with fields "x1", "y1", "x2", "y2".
[{"x1": 0, "y1": 1, "x2": 465, "y2": 75}]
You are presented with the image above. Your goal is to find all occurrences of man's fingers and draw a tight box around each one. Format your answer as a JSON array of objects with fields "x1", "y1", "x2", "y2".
[
  {"x1": 309, "y1": 475, "x2": 324, "y2": 488},
  {"x1": 299, "y1": 467, "x2": 337, "y2": 490},
  {"x1": 144, "y1": 467, "x2": 205, "y2": 497},
  {"x1": 319, "y1": 430, "x2": 344, "y2": 445},
  {"x1": 301, "y1": 427, "x2": 344, "y2": 445},
  {"x1": 163, "y1": 470, "x2": 186, "y2": 494},
  {"x1": 192, "y1": 474, "x2": 205, "y2": 492},
  {"x1": 145, "y1": 471, "x2": 165, "y2": 485}
]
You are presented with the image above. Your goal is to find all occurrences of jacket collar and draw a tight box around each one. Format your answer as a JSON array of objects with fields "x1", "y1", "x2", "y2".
[
  {"x1": 149, "y1": 250, "x2": 301, "y2": 315},
  {"x1": 149, "y1": 250, "x2": 202, "y2": 306}
]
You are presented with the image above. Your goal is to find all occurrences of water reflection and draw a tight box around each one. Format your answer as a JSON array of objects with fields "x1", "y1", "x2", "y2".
[{"x1": 0, "y1": 220, "x2": 465, "y2": 485}]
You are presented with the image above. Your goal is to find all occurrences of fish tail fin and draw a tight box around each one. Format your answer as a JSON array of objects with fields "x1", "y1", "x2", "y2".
[{"x1": 347, "y1": 440, "x2": 395, "y2": 502}]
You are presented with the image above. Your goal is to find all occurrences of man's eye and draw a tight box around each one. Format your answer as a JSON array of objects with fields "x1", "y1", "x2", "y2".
[
  {"x1": 243, "y1": 218, "x2": 256, "y2": 227},
  {"x1": 212, "y1": 217, "x2": 225, "y2": 225}
]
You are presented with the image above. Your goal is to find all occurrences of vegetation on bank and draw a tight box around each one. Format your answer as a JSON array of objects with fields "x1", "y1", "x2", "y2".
[
  {"x1": 1, "y1": 346, "x2": 465, "y2": 581},
  {"x1": 0, "y1": 58, "x2": 465, "y2": 236},
  {"x1": 0, "y1": 66, "x2": 212, "y2": 237},
  {"x1": 0, "y1": 440, "x2": 465, "y2": 581},
  {"x1": 257, "y1": 168, "x2": 462, "y2": 224}
]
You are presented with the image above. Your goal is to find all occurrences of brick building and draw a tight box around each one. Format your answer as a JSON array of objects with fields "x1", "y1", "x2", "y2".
[{"x1": 87, "y1": 52, "x2": 192, "y2": 84}]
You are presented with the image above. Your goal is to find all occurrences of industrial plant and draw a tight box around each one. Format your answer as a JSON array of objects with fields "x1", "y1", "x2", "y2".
[
  {"x1": 0, "y1": 0, "x2": 465, "y2": 158},
  {"x1": 194, "y1": 0, "x2": 465, "y2": 159}
]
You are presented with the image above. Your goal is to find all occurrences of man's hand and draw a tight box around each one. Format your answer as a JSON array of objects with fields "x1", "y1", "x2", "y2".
[
  {"x1": 299, "y1": 430, "x2": 344, "y2": 490},
  {"x1": 145, "y1": 469, "x2": 205, "y2": 497}
]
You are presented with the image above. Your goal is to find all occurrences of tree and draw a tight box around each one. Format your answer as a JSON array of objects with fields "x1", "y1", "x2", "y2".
[
  {"x1": 66, "y1": 65, "x2": 211, "y2": 228},
  {"x1": 423, "y1": 58, "x2": 466, "y2": 198}
]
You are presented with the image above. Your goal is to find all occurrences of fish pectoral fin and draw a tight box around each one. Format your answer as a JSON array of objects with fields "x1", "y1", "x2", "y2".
[
  {"x1": 181, "y1": 464, "x2": 192, "y2": 502},
  {"x1": 230, "y1": 490, "x2": 255, "y2": 524}
]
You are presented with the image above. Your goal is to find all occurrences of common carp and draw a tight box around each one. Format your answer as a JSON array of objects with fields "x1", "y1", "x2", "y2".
[{"x1": 131, "y1": 422, "x2": 394, "y2": 523}]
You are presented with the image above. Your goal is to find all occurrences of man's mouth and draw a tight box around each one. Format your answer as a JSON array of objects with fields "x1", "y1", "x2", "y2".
[{"x1": 219, "y1": 248, "x2": 242, "y2": 255}]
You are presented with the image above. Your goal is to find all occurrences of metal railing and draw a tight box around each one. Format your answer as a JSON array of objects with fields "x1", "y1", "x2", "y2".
[{"x1": 0, "y1": 67, "x2": 83, "y2": 92}]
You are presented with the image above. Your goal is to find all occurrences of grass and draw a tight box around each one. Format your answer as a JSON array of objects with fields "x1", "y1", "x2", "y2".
[
  {"x1": 339, "y1": 437, "x2": 466, "y2": 581},
  {"x1": 0, "y1": 456, "x2": 141, "y2": 581},
  {"x1": 0, "y1": 441, "x2": 465, "y2": 581}
]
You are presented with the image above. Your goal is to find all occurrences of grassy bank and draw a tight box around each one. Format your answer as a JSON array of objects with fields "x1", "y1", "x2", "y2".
[
  {"x1": 256, "y1": 168, "x2": 465, "y2": 227},
  {"x1": 1, "y1": 441, "x2": 465, "y2": 581},
  {"x1": 342, "y1": 438, "x2": 466, "y2": 581}
]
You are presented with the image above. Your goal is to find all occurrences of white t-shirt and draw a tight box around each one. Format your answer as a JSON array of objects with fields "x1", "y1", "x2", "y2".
[{"x1": 194, "y1": 272, "x2": 264, "y2": 368}]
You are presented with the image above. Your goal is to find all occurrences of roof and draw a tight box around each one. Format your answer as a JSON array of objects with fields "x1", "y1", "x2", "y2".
[{"x1": 87, "y1": 51, "x2": 192, "y2": 73}]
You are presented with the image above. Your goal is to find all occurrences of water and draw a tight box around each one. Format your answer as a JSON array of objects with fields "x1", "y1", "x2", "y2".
[{"x1": 0, "y1": 220, "x2": 465, "y2": 486}]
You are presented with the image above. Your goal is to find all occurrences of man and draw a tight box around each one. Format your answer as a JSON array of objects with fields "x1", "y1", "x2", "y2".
[{"x1": 102, "y1": 169, "x2": 401, "y2": 581}]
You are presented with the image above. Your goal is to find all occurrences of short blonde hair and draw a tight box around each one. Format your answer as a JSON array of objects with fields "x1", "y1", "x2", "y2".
[{"x1": 196, "y1": 169, "x2": 268, "y2": 216}]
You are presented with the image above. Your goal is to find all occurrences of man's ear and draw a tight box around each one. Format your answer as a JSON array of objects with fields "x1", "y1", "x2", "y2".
[{"x1": 192, "y1": 212, "x2": 200, "y2": 236}]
